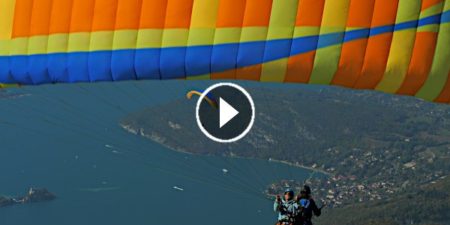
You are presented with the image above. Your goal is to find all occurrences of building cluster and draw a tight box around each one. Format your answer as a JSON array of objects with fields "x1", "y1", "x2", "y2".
[{"x1": 266, "y1": 144, "x2": 449, "y2": 208}]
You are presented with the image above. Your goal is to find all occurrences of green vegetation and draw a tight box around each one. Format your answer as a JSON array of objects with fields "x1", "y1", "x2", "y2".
[
  {"x1": 317, "y1": 176, "x2": 450, "y2": 225},
  {"x1": 121, "y1": 85, "x2": 450, "y2": 224}
]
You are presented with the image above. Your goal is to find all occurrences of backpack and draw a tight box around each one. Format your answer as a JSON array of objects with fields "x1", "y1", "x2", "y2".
[{"x1": 297, "y1": 198, "x2": 311, "y2": 222}]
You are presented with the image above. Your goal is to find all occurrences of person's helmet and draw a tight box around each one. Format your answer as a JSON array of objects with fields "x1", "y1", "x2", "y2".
[
  {"x1": 301, "y1": 185, "x2": 311, "y2": 195},
  {"x1": 284, "y1": 188, "x2": 295, "y2": 196}
]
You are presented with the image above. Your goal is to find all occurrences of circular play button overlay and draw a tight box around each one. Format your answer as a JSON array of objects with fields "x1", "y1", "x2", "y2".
[{"x1": 196, "y1": 83, "x2": 255, "y2": 143}]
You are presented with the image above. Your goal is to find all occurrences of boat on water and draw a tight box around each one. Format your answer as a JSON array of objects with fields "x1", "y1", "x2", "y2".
[{"x1": 173, "y1": 186, "x2": 184, "y2": 191}]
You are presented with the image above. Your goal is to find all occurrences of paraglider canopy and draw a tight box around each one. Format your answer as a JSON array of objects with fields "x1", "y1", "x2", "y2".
[
  {"x1": 186, "y1": 90, "x2": 218, "y2": 108},
  {"x1": 0, "y1": 0, "x2": 448, "y2": 103}
]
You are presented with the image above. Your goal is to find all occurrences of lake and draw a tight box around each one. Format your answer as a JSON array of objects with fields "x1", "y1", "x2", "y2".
[{"x1": 0, "y1": 81, "x2": 317, "y2": 225}]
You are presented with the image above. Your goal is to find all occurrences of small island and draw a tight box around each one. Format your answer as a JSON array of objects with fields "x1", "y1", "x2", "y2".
[{"x1": 0, "y1": 188, "x2": 56, "y2": 208}]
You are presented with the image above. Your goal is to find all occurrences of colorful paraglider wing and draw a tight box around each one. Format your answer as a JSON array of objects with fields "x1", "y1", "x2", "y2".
[
  {"x1": 0, "y1": 0, "x2": 449, "y2": 102},
  {"x1": 187, "y1": 90, "x2": 218, "y2": 108}
]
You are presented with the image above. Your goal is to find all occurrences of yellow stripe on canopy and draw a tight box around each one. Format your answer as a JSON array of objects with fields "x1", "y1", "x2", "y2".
[
  {"x1": 376, "y1": 0, "x2": 422, "y2": 93},
  {"x1": 0, "y1": 0, "x2": 15, "y2": 40},
  {"x1": 309, "y1": 0, "x2": 351, "y2": 85},
  {"x1": 260, "y1": 0, "x2": 299, "y2": 82},
  {"x1": 0, "y1": 0, "x2": 16, "y2": 57},
  {"x1": 416, "y1": 0, "x2": 450, "y2": 101}
]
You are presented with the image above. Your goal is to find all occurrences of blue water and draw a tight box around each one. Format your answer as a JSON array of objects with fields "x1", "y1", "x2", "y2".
[{"x1": 0, "y1": 81, "x2": 316, "y2": 225}]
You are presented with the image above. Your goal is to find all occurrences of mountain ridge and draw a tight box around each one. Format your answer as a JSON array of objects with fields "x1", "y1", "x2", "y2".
[{"x1": 120, "y1": 85, "x2": 450, "y2": 224}]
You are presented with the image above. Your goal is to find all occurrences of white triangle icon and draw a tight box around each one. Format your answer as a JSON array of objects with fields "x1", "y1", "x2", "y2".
[{"x1": 220, "y1": 98, "x2": 239, "y2": 128}]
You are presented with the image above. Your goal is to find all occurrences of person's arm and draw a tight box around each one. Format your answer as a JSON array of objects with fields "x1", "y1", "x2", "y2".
[
  {"x1": 310, "y1": 199, "x2": 322, "y2": 217},
  {"x1": 274, "y1": 195, "x2": 281, "y2": 212}
]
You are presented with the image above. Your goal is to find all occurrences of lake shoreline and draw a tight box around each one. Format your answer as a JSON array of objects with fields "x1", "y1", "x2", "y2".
[
  {"x1": 267, "y1": 159, "x2": 331, "y2": 176},
  {"x1": 121, "y1": 124, "x2": 331, "y2": 176}
]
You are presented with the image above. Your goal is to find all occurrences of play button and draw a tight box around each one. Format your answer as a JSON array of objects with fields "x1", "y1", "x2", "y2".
[
  {"x1": 195, "y1": 83, "x2": 255, "y2": 143},
  {"x1": 219, "y1": 98, "x2": 239, "y2": 128}
]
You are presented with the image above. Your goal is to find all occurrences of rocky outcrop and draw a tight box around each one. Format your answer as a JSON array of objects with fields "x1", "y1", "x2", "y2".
[
  {"x1": 0, "y1": 196, "x2": 15, "y2": 208},
  {"x1": 0, "y1": 188, "x2": 56, "y2": 208},
  {"x1": 19, "y1": 188, "x2": 56, "y2": 203}
]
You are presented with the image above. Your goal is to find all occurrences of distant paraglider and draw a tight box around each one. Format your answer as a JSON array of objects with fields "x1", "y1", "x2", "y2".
[{"x1": 186, "y1": 90, "x2": 218, "y2": 108}]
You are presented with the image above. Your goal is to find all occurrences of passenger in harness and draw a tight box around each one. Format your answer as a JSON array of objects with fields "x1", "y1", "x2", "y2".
[
  {"x1": 274, "y1": 188, "x2": 300, "y2": 225},
  {"x1": 294, "y1": 185, "x2": 323, "y2": 225}
]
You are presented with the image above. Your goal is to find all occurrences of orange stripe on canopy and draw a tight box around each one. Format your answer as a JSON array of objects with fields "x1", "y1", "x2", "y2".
[
  {"x1": 370, "y1": 0, "x2": 400, "y2": 27},
  {"x1": 211, "y1": 0, "x2": 247, "y2": 80},
  {"x1": 332, "y1": 0, "x2": 376, "y2": 88},
  {"x1": 69, "y1": 0, "x2": 95, "y2": 33},
  {"x1": 285, "y1": 0, "x2": 325, "y2": 83},
  {"x1": 236, "y1": 0, "x2": 273, "y2": 81},
  {"x1": 216, "y1": 0, "x2": 247, "y2": 28},
  {"x1": 345, "y1": 0, "x2": 376, "y2": 27},
  {"x1": 49, "y1": 0, "x2": 74, "y2": 34},
  {"x1": 295, "y1": 0, "x2": 325, "y2": 27},
  {"x1": 164, "y1": 0, "x2": 194, "y2": 28},
  {"x1": 353, "y1": 0, "x2": 399, "y2": 89},
  {"x1": 12, "y1": 0, "x2": 33, "y2": 38},
  {"x1": 211, "y1": 70, "x2": 237, "y2": 80},
  {"x1": 29, "y1": 0, "x2": 53, "y2": 36},
  {"x1": 91, "y1": 0, "x2": 118, "y2": 31},
  {"x1": 241, "y1": 0, "x2": 272, "y2": 27},
  {"x1": 285, "y1": 51, "x2": 318, "y2": 83},
  {"x1": 434, "y1": 72, "x2": 450, "y2": 103},
  {"x1": 139, "y1": 0, "x2": 168, "y2": 29},
  {"x1": 421, "y1": 0, "x2": 443, "y2": 11},
  {"x1": 397, "y1": 32, "x2": 438, "y2": 95},
  {"x1": 115, "y1": 0, "x2": 143, "y2": 30}
]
